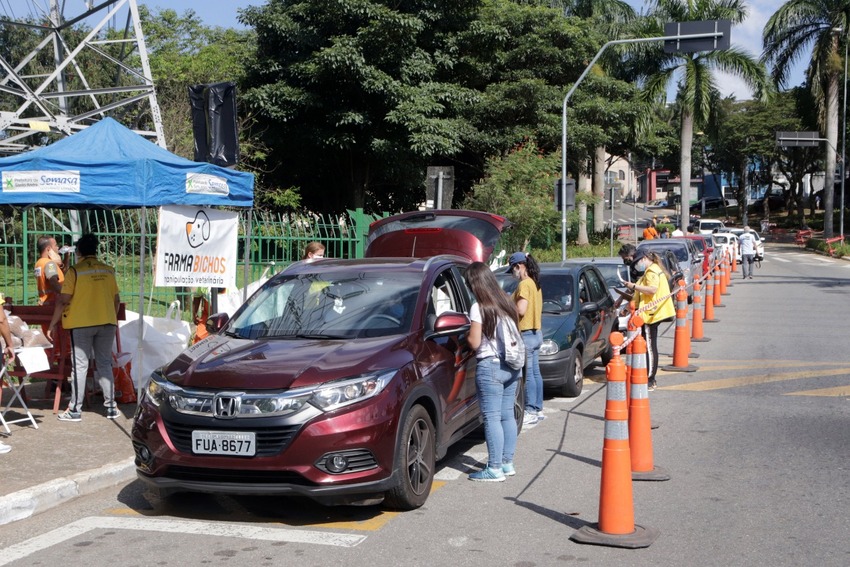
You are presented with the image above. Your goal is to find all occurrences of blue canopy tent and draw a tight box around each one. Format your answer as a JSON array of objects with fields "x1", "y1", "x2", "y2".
[{"x1": 0, "y1": 117, "x2": 254, "y2": 393}]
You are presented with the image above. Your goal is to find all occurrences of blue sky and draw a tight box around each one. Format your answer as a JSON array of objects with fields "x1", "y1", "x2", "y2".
[{"x1": 147, "y1": 0, "x2": 804, "y2": 100}]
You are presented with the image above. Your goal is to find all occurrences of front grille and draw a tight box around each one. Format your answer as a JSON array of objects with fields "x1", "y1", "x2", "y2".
[
  {"x1": 163, "y1": 420, "x2": 301, "y2": 457},
  {"x1": 165, "y1": 465, "x2": 313, "y2": 485}
]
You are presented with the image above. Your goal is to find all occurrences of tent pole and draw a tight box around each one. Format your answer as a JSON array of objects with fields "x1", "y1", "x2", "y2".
[
  {"x1": 135, "y1": 206, "x2": 147, "y2": 406},
  {"x1": 243, "y1": 209, "x2": 252, "y2": 303}
]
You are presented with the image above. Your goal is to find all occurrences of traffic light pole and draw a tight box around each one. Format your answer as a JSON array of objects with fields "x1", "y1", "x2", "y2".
[{"x1": 561, "y1": 26, "x2": 728, "y2": 261}]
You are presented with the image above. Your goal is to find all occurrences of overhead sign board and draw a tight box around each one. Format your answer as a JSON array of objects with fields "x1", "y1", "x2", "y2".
[
  {"x1": 775, "y1": 131, "x2": 820, "y2": 147},
  {"x1": 664, "y1": 20, "x2": 731, "y2": 54}
]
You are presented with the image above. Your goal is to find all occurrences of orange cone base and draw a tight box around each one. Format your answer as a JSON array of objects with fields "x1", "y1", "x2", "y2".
[
  {"x1": 571, "y1": 524, "x2": 660, "y2": 548},
  {"x1": 661, "y1": 363, "x2": 698, "y2": 373},
  {"x1": 692, "y1": 337, "x2": 711, "y2": 342},
  {"x1": 632, "y1": 465, "x2": 671, "y2": 482}
]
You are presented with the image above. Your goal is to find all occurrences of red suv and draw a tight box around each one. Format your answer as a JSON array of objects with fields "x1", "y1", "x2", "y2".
[{"x1": 132, "y1": 211, "x2": 516, "y2": 509}]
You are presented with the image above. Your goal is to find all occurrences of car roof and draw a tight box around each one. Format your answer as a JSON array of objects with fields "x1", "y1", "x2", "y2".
[
  {"x1": 565, "y1": 257, "x2": 622, "y2": 265},
  {"x1": 281, "y1": 255, "x2": 468, "y2": 277}
]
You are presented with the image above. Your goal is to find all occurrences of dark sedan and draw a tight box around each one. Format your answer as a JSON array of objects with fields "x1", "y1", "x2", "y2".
[{"x1": 498, "y1": 263, "x2": 617, "y2": 397}]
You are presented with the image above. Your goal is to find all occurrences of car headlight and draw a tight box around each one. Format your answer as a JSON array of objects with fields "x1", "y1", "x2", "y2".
[
  {"x1": 145, "y1": 372, "x2": 177, "y2": 406},
  {"x1": 309, "y1": 371, "x2": 396, "y2": 412},
  {"x1": 540, "y1": 339, "x2": 559, "y2": 356}
]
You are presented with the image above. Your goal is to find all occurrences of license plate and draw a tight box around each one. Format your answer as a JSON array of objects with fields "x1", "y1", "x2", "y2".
[{"x1": 191, "y1": 431, "x2": 256, "y2": 456}]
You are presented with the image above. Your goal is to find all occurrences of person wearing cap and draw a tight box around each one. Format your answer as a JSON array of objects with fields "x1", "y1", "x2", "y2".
[
  {"x1": 621, "y1": 248, "x2": 674, "y2": 390},
  {"x1": 738, "y1": 226, "x2": 757, "y2": 280},
  {"x1": 506, "y1": 251, "x2": 544, "y2": 425},
  {"x1": 47, "y1": 233, "x2": 121, "y2": 422}
]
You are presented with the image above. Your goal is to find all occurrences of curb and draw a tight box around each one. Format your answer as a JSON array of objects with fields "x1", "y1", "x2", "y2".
[{"x1": 0, "y1": 457, "x2": 136, "y2": 526}]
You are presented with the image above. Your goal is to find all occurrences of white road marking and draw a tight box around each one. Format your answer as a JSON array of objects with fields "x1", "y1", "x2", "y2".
[
  {"x1": 435, "y1": 451, "x2": 488, "y2": 480},
  {"x1": 0, "y1": 516, "x2": 366, "y2": 564},
  {"x1": 772, "y1": 257, "x2": 791, "y2": 262}
]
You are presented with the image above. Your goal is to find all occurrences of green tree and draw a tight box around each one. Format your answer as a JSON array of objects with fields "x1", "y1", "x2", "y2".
[
  {"x1": 630, "y1": 0, "x2": 770, "y2": 232},
  {"x1": 463, "y1": 139, "x2": 573, "y2": 251},
  {"x1": 762, "y1": 0, "x2": 850, "y2": 237}
]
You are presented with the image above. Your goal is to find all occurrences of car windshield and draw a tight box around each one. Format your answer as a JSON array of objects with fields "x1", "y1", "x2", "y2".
[
  {"x1": 701, "y1": 221, "x2": 723, "y2": 231},
  {"x1": 227, "y1": 271, "x2": 420, "y2": 340}
]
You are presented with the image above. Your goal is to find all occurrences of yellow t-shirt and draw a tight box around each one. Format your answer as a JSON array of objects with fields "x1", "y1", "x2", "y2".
[
  {"x1": 513, "y1": 278, "x2": 542, "y2": 331},
  {"x1": 60, "y1": 257, "x2": 119, "y2": 329},
  {"x1": 635, "y1": 263, "x2": 675, "y2": 324}
]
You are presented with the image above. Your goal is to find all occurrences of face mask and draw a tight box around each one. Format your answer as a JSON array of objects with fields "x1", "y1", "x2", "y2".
[{"x1": 635, "y1": 261, "x2": 647, "y2": 273}]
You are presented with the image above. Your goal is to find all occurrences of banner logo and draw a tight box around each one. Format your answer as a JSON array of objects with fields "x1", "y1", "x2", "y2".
[{"x1": 186, "y1": 210, "x2": 211, "y2": 248}]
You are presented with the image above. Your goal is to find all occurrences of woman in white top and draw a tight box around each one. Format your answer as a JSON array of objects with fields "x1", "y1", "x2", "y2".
[{"x1": 464, "y1": 262, "x2": 522, "y2": 482}]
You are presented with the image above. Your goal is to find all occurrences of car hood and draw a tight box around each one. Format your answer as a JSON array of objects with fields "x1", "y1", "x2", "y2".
[
  {"x1": 540, "y1": 311, "x2": 576, "y2": 343},
  {"x1": 161, "y1": 333, "x2": 411, "y2": 390}
]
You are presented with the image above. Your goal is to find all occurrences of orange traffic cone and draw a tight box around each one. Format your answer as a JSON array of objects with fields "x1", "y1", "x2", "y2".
[
  {"x1": 712, "y1": 263, "x2": 725, "y2": 308},
  {"x1": 719, "y1": 254, "x2": 729, "y2": 295},
  {"x1": 628, "y1": 332, "x2": 670, "y2": 482},
  {"x1": 661, "y1": 281, "x2": 698, "y2": 373},
  {"x1": 690, "y1": 278, "x2": 710, "y2": 342},
  {"x1": 570, "y1": 332, "x2": 660, "y2": 548},
  {"x1": 704, "y1": 269, "x2": 719, "y2": 322}
]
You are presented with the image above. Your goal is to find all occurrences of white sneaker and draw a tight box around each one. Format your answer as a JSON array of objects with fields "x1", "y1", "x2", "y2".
[
  {"x1": 0, "y1": 442, "x2": 11, "y2": 454},
  {"x1": 535, "y1": 410, "x2": 546, "y2": 421},
  {"x1": 522, "y1": 412, "x2": 538, "y2": 425}
]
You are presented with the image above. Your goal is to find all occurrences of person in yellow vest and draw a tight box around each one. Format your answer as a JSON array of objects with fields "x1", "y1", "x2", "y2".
[
  {"x1": 47, "y1": 234, "x2": 121, "y2": 421},
  {"x1": 34, "y1": 236, "x2": 67, "y2": 306},
  {"x1": 621, "y1": 248, "x2": 675, "y2": 391}
]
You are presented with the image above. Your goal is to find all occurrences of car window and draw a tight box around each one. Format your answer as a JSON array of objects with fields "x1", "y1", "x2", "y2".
[
  {"x1": 430, "y1": 269, "x2": 463, "y2": 316},
  {"x1": 229, "y1": 271, "x2": 420, "y2": 340},
  {"x1": 584, "y1": 269, "x2": 607, "y2": 302}
]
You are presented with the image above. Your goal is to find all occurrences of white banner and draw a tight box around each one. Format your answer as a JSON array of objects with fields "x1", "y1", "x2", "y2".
[
  {"x1": 154, "y1": 206, "x2": 238, "y2": 288},
  {"x1": 2, "y1": 170, "x2": 80, "y2": 192}
]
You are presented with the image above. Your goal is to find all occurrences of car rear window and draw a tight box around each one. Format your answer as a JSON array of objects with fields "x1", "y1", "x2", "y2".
[
  {"x1": 366, "y1": 214, "x2": 504, "y2": 252},
  {"x1": 640, "y1": 243, "x2": 689, "y2": 262}
]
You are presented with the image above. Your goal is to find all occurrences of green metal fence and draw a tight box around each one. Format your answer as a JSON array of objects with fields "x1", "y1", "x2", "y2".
[{"x1": 0, "y1": 207, "x2": 383, "y2": 318}]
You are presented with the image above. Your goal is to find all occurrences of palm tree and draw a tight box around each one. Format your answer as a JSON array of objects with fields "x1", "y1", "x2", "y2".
[
  {"x1": 628, "y1": 0, "x2": 770, "y2": 233},
  {"x1": 762, "y1": 0, "x2": 850, "y2": 237}
]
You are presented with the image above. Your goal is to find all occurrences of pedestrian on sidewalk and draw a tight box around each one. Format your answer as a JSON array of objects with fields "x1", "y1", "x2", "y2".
[
  {"x1": 0, "y1": 292, "x2": 15, "y2": 453},
  {"x1": 738, "y1": 226, "x2": 757, "y2": 279},
  {"x1": 621, "y1": 249, "x2": 675, "y2": 390},
  {"x1": 464, "y1": 262, "x2": 522, "y2": 482},
  {"x1": 47, "y1": 234, "x2": 121, "y2": 422},
  {"x1": 507, "y1": 251, "x2": 544, "y2": 425}
]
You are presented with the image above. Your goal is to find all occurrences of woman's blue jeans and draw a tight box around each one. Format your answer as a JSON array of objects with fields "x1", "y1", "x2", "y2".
[
  {"x1": 522, "y1": 330, "x2": 543, "y2": 413},
  {"x1": 475, "y1": 357, "x2": 520, "y2": 469}
]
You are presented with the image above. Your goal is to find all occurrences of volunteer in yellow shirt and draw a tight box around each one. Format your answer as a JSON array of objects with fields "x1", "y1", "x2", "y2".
[
  {"x1": 623, "y1": 248, "x2": 675, "y2": 390},
  {"x1": 507, "y1": 251, "x2": 544, "y2": 425},
  {"x1": 47, "y1": 233, "x2": 121, "y2": 422}
]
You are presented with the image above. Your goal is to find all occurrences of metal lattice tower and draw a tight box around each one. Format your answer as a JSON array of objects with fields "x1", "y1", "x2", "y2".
[{"x1": 0, "y1": 0, "x2": 165, "y2": 154}]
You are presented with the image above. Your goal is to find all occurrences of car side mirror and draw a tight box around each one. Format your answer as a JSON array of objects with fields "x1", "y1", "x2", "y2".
[
  {"x1": 579, "y1": 301, "x2": 599, "y2": 314},
  {"x1": 426, "y1": 311, "x2": 471, "y2": 339},
  {"x1": 205, "y1": 312, "x2": 230, "y2": 334}
]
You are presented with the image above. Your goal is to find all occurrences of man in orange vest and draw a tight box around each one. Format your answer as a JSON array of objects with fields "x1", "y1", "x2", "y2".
[{"x1": 642, "y1": 220, "x2": 659, "y2": 240}]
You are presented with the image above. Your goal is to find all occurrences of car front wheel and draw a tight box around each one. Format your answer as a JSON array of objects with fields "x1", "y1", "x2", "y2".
[
  {"x1": 559, "y1": 349, "x2": 584, "y2": 397},
  {"x1": 384, "y1": 405, "x2": 435, "y2": 510}
]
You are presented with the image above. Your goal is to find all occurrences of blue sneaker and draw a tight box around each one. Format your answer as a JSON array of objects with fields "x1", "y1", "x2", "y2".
[
  {"x1": 57, "y1": 409, "x2": 81, "y2": 422},
  {"x1": 468, "y1": 467, "x2": 506, "y2": 482},
  {"x1": 502, "y1": 462, "x2": 516, "y2": 477}
]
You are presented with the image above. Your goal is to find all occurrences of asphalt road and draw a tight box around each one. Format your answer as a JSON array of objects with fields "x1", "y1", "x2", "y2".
[{"x1": 1, "y1": 242, "x2": 848, "y2": 566}]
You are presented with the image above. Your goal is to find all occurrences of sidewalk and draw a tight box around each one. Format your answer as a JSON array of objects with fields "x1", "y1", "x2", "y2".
[{"x1": 0, "y1": 381, "x2": 136, "y2": 525}]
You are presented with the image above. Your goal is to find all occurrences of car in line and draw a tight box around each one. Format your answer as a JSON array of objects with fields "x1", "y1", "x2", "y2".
[
  {"x1": 568, "y1": 257, "x2": 632, "y2": 332},
  {"x1": 132, "y1": 210, "x2": 518, "y2": 511},
  {"x1": 712, "y1": 231, "x2": 739, "y2": 263},
  {"x1": 497, "y1": 262, "x2": 617, "y2": 397},
  {"x1": 636, "y1": 239, "x2": 701, "y2": 301},
  {"x1": 675, "y1": 233, "x2": 715, "y2": 276},
  {"x1": 695, "y1": 218, "x2": 726, "y2": 236}
]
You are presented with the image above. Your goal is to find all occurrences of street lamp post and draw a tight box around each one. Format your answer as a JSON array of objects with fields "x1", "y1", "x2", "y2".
[
  {"x1": 842, "y1": 31, "x2": 847, "y2": 237},
  {"x1": 560, "y1": 21, "x2": 730, "y2": 261}
]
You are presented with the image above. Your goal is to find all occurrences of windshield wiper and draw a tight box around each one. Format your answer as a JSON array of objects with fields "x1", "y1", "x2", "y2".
[
  {"x1": 292, "y1": 332, "x2": 349, "y2": 340},
  {"x1": 221, "y1": 330, "x2": 244, "y2": 339}
]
